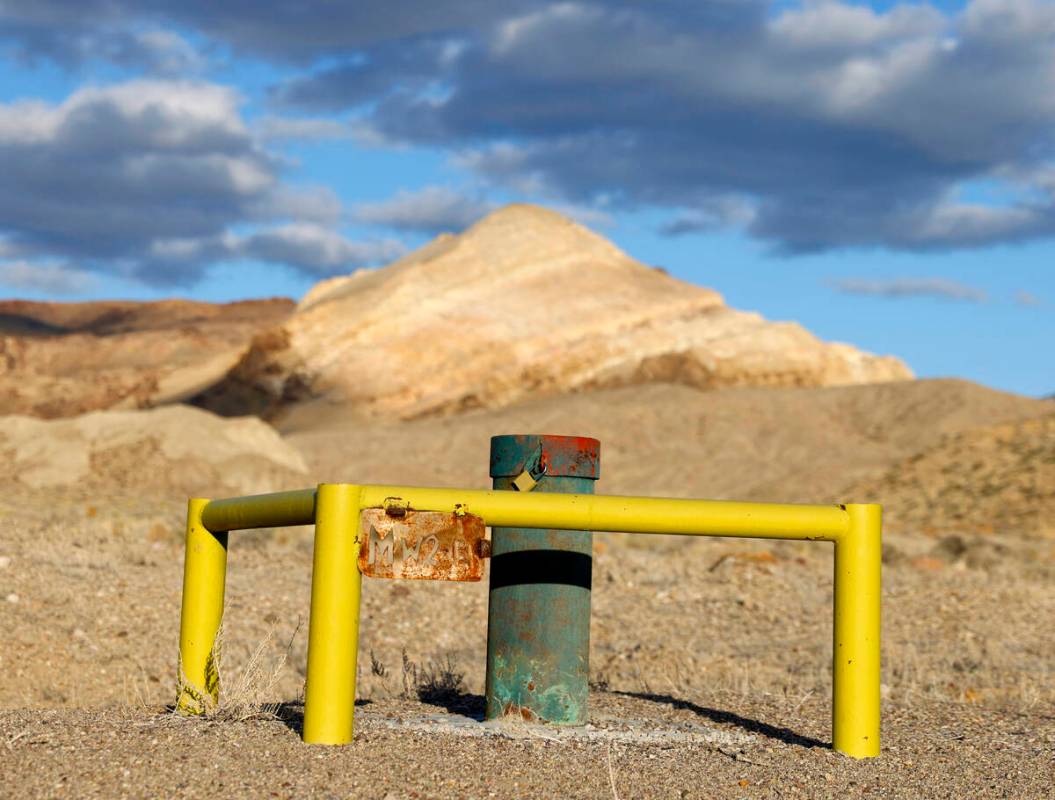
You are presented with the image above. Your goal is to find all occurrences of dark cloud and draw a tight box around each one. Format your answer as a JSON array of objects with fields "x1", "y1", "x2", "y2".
[
  {"x1": 1, "y1": 1, "x2": 760, "y2": 64},
  {"x1": 271, "y1": 37, "x2": 467, "y2": 111},
  {"x1": 0, "y1": 81, "x2": 402, "y2": 285},
  {"x1": 301, "y1": 0, "x2": 1055, "y2": 253},
  {"x1": 829, "y1": 277, "x2": 989, "y2": 302},
  {"x1": 0, "y1": 4, "x2": 204, "y2": 73},
  {"x1": 0, "y1": 1, "x2": 532, "y2": 66},
  {"x1": 3, "y1": 1, "x2": 1055, "y2": 255}
]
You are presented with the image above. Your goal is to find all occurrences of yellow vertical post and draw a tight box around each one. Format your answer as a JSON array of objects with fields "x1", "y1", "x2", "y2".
[
  {"x1": 832, "y1": 503, "x2": 881, "y2": 758},
  {"x1": 177, "y1": 497, "x2": 228, "y2": 713},
  {"x1": 303, "y1": 483, "x2": 363, "y2": 745}
]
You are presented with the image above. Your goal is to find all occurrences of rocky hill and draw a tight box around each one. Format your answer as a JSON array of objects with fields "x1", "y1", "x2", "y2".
[
  {"x1": 196, "y1": 205, "x2": 911, "y2": 420},
  {"x1": 0, "y1": 298, "x2": 293, "y2": 418}
]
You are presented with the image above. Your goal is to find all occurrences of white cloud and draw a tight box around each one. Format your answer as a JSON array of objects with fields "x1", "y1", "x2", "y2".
[
  {"x1": 0, "y1": 99, "x2": 57, "y2": 144},
  {"x1": 0, "y1": 79, "x2": 364, "y2": 284},
  {"x1": 239, "y1": 224, "x2": 407, "y2": 274},
  {"x1": 661, "y1": 197, "x2": 758, "y2": 236},
  {"x1": 769, "y1": 1, "x2": 944, "y2": 50},
  {"x1": 830, "y1": 277, "x2": 989, "y2": 303},
  {"x1": 909, "y1": 201, "x2": 1042, "y2": 247},
  {"x1": 256, "y1": 115, "x2": 352, "y2": 143},
  {"x1": 493, "y1": 4, "x2": 598, "y2": 55},
  {"x1": 547, "y1": 202, "x2": 614, "y2": 229},
  {"x1": 65, "y1": 80, "x2": 249, "y2": 146},
  {"x1": 0, "y1": 261, "x2": 97, "y2": 294},
  {"x1": 962, "y1": 0, "x2": 1055, "y2": 41},
  {"x1": 252, "y1": 185, "x2": 345, "y2": 225},
  {"x1": 354, "y1": 186, "x2": 496, "y2": 233},
  {"x1": 132, "y1": 30, "x2": 207, "y2": 75}
]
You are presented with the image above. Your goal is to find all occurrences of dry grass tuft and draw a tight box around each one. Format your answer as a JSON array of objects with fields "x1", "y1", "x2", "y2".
[
  {"x1": 174, "y1": 623, "x2": 297, "y2": 724},
  {"x1": 414, "y1": 656, "x2": 466, "y2": 704},
  {"x1": 361, "y1": 649, "x2": 469, "y2": 704}
]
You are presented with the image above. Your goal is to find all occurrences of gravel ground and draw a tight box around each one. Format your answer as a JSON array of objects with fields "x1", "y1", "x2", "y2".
[
  {"x1": 2, "y1": 692, "x2": 1052, "y2": 799},
  {"x1": 1, "y1": 493, "x2": 1052, "y2": 799}
]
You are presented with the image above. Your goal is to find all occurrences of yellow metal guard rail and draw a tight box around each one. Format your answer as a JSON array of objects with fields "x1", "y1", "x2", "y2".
[{"x1": 178, "y1": 484, "x2": 881, "y2": 758}]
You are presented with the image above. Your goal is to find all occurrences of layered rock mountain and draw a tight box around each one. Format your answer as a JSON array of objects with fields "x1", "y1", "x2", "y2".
[
  {"x1": 198, "y1": 205, "x2": 911, "y2": 420},
  {"x1": 0, "y1": 298, "x2": 293, "y2": 417}
]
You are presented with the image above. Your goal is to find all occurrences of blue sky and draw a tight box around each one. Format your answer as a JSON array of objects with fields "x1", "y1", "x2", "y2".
[{"x1": 0, "y1": 0, "x2": 1051, "y2": 396}]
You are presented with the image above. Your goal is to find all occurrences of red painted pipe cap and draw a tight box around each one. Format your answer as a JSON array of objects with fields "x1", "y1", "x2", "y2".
[{"x1": 489, "y1": 434, "x2": 601, "y2": 480}]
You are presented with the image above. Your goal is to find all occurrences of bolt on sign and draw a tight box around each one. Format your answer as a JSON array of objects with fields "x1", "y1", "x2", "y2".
[{"x1": 358, "y1": 508, "x2": 489, "y2": 582}]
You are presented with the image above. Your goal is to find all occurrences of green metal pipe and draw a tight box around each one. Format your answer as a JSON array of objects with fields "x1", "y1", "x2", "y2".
[{"x1": 485, "y1": 434, "x2": 600, "y2": 725}]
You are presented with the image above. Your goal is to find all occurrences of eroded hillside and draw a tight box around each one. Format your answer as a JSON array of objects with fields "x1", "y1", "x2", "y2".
[
  {"x1": 0, "y1": 298, "x2": 292, "y2": 418},
  {"x1": 197, "y1": 205, "x2": 911, "y2": 420}
]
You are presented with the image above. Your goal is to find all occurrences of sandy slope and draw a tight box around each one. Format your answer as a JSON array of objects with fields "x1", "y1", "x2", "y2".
[
  {"x1": 280, "y1": 378, "x2": 1048, "y2": 513},
  {"x1": 845, "y1": 411, "x2": 1055, "y2": 537}
]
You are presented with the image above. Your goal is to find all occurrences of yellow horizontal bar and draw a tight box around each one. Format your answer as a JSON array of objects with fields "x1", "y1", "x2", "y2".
[
  {"x1": 202, "y1": 489, "x2": 316, "y2": 532},
  {"x1": 201, "y1": 484, "x2": 850, "y2": 541},
  {"x1": 359, "y1": 485, "x2": 849, "y2": 541}
]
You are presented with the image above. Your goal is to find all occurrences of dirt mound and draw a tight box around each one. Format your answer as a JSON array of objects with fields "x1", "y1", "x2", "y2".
[
  {"x1": 846, "y1": 412, "x2": 1055, "y2": 537},
  {"x1": 0, "y1": 405, "x2": 307, "y2": 498},
  {"x1": 0, "y1": 298, "x2": 293, "y2": 418},
  {"x1": 196, "y1": 204, "x2": 910, "y2": 420}
]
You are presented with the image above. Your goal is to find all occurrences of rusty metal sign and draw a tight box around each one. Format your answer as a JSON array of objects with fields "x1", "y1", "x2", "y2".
[{"x1": 358, "y1": 508, "x2": 488, "y2": 582}]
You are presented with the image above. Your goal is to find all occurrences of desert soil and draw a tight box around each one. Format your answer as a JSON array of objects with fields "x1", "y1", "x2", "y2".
[{"x1": 1, "y1": 379, "x2": 1053, "y2": 798}]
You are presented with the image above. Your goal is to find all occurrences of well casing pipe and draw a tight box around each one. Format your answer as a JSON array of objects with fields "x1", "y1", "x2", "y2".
[{"x1": 485, "y1": 435, "x2": 600, "y2": 724}]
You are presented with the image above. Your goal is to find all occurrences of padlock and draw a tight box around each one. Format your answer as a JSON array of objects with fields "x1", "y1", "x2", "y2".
[
  {"x1": 511, "y1": 444, "x2": 546, "y2": 491},
  {"x1": 512, "y1": 470, "x2": 538, "y2": 492}
]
